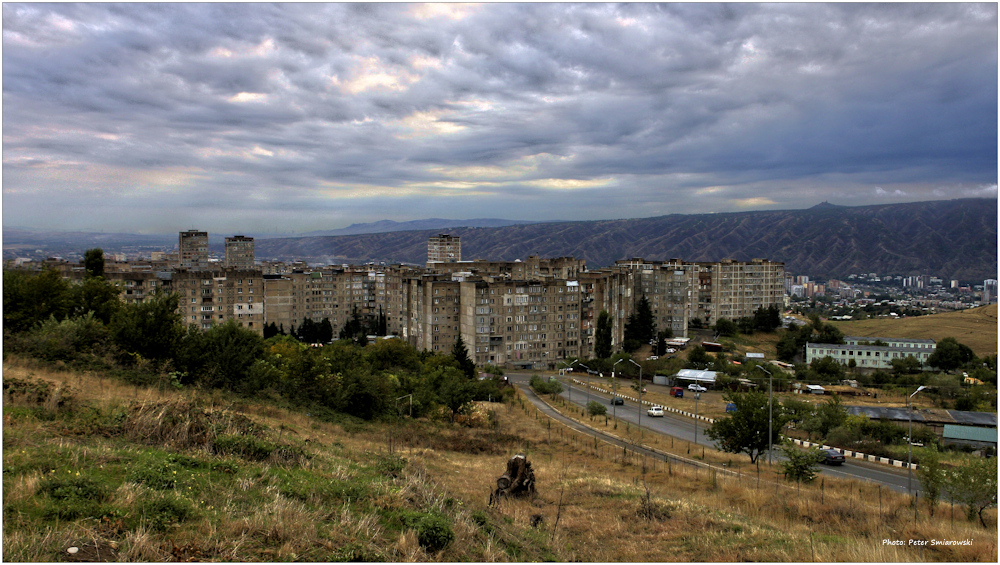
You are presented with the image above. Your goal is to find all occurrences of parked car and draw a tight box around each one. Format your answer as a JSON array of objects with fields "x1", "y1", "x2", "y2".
[
  {"x1": 666, "y1": 348, "x2": 676, "y2": 353},
  {"x1": 647, "y1": 406, "x2": 664, "y2": 417},
  {"x1": 687, "y1": 384, "x2": 707, "y2": 392},
  {"x1": 818, "y1": 448, "x2": 846, "y2": 465},
  {"x1": 670, "y1": 386, "x2": 684, "y2": 398},
  {"x1": 610, "y1": 397, "x2": 624, "y2": 405},
  {"x1": 648, "y1": 355, "x2": 658, "y2": 361}
]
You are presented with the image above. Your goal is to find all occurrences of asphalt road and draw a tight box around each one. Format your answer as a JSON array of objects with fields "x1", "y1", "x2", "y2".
[{"x1": 509, "y1": 373, "x2": 917, "y2": 494}]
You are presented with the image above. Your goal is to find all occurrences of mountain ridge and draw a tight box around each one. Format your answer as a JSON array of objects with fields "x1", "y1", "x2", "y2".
[{"x1": 254, "y1": 198, "x2": 997, "y2": 282}]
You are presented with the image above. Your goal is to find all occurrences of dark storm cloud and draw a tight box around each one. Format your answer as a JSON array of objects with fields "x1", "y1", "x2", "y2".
[{"x1": 3, "y1": 2, "x2": 996, "y2": 233}]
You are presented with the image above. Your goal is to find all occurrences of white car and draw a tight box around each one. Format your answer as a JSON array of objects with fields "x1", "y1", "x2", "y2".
[
  {"x1": 687, "y1": 384, "x2": 707, "y2": 392},
  {"x1": 647, "y1": 406, "x2": 664, "y2": 417},
  {"x1": 648, "y1": 355, "x2": 658, "y2": 361}
]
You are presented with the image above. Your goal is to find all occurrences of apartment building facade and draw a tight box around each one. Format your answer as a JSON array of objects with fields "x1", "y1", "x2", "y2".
[
  {"x1": 224, "y1": 236, "x2": 255, "y2": 270},
  {"x1": 12, "y1": 250, "x2": 785, "y2": 363},
  {"x1": 178, "y1": 230, "x2": 209, "y2": 269},
  {"x1": 427, "y1": 234, "x2": 461, "y2": 267}
]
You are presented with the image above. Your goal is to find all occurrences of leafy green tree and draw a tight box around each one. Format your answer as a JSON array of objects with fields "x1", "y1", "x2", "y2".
[
  {"x1": 318, "y1": 317, "x2": 334, "y2": 344},
  {"x1": 754, "y1": 305, "x2": 782, "y2": 332},
  {"x1": 177, "y1": 320, "x2": 266, "y2": 392},
  {"x1": 587, "y1": 401, "x2": 607, "y2": 417},
  {"x1": 594, "y1": 310, "x2": 613, "y2": 359},
  {"x1": 927, "y1": 337, "x2": 976, "y2": 372},
  {"x1": 423, "y1": 365, "x2": 476, "y2": 421},
  {"x1": 890, "y1": 355, "x2": 922, "y2": 375},
  {"x1": 780, "y1": 443, "x2": 822, "y2": 482},
  {"x1": 337, "y1": 368, "x2": 394, "y2": 420},
  {"x1": 3, "y1": 269, "x2": 73, "y2": 333},
  {"x1": 706, "y1": 390, "x2": 787, "y2": 464},
  {"x1": 365, "y1": 337, "x2": 423, "y2": 374},
  {"x1": 715, "y1": 318, "x2": 738, "y2": 337},
  {"x1": 813, "y1": 323, "x2": 845, "y2": 345},
  {"x1": 451, "y1": 335, "x2": 475, "y2": 379},
  {"x1": 801, "y1": 395, "x2": 847, "y2": 439},
  {"x1": 686, "y1": 345, "x2": 712, "y2": 369},
  {"x1": 68, "y1": 276, "x2": 121, "y2": 324},
  {"x1": 776, "y1": 327, "x2": 801, "y2": 362},
  {"x1": 83, "y1": 248, "x2": 105, "y2": 279},
  {"x1": 736, "y1": 316, "x2": 756, "y2": 335},
  {"x1": 624, "y1": 295, "x2": 655, "y2": 349},
  {"x1": 809, "y1": 355, "x2": 845, "y2": 381},
  {"x1": 109, "y1": 291, "x2": 183, "y2": 362},
  {"x1": 916, "y1": 446, "x2": 945, "y2": 516},
  {"x1": 946, "y1": 456, "x2": 998, "y2": 527}
]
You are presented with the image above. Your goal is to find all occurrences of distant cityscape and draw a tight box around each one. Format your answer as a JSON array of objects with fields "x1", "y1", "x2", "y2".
[{"x1": 6, "y1": 228, "x2": 996, "y2": 372}]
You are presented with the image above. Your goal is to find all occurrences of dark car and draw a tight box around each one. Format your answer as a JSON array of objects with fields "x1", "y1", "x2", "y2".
[
  {"x1": 610, "y1": 397, "x2": 624, "y2": 405},
  {"x1": 819, "y1": 448, "x2": 846, "y2": 465}
]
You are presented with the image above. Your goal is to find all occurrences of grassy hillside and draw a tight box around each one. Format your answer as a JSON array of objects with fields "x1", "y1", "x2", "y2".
[
  {"x1": 830, "y1": 304, "x2": 997, "y2": 357},
  {"x1": 3, "y1": 357, "x2": 996, "y2": 562}
]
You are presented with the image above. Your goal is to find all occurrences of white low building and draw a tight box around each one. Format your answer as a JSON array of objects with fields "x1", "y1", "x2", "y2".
[{"x1": 805, "y1": 336, "x2": 936, "y2": 370}]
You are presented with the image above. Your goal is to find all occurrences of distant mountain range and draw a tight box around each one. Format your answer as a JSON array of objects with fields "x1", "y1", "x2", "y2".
[
  {"x1": 293, "y1": 218, "x2": 538, "y2": 237},
  {"x1": 253, "y1": 199, "x2": 997, "y2": 282},
  {"x1": 5, "y1": 199, "x2": 996, "y2": 282}
]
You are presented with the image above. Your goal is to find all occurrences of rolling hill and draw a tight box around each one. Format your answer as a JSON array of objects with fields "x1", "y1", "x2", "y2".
[{"x1": 255, "y1": 198, "x2": 997, "y2": 282}]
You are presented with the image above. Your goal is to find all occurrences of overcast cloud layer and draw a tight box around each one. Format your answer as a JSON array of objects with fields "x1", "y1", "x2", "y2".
[{"x1": 3, "y1": 3, "x2": 997, "y2": 234}]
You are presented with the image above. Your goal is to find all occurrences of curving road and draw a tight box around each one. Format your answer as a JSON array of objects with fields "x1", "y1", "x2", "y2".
[{"x1": 509, "y1": 373, "x2": 918, "y2": 494}]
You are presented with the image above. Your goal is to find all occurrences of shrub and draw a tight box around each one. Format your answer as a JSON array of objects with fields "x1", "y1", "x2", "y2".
[
  {"x1": 213, "y1": 434, "x2": 276, "y2": 461},
  {"x1": 37, "y1": 476, "x2": 113, "y2": 522},
  {"x1": 135, "y1": 494, "x2": 195, "y2": 531},
  {"x1": 39, "y1": 476, "x2": 109, "y2": 502},
  {"x1": 126, "y1": 459, "x2": 181, "y2": 490},
  {"x1": 587, "y1": 401, "x2": 607, "y2": 417},
  {"x1": 415, "y1": 514, "x2": 455, "y2": 552}
]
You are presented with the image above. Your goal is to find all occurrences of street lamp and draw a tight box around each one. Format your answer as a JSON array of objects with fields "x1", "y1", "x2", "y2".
[
  {"x1": 578, "y1": 363, "x2": 592, "y2": 407},
  {"x1": 612, "y1": 358, "x2": 625, "y2": 424},
  {"x1": 755, "y1": 365, "x2": 774, "y2": 465},
  {"x1": 694, "y1": 391, "x2": 701, "y2": 445},
  {"x1": 908, "y1": 385, "x2": 928, "y2": 495},
  {"x1": 628, "y1": 359, "x2": 643, "y2": 444},
  {"x1": 559, "y1": 359, "x2": 578, "y2": 404}
]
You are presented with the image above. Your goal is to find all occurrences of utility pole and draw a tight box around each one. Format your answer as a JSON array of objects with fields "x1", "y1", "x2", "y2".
[{"x1": 755, "y1": 365, "x2": 773, "y2": 465}]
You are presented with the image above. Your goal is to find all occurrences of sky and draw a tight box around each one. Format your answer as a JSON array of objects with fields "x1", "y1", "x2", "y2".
[{"x1": 2, "y1": 2, "x2": 997, "y2": 234}]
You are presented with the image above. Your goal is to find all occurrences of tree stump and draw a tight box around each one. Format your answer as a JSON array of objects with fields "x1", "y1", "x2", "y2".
[{"x1": 490, "y1": 454, "x2": 536, "y2": 506}]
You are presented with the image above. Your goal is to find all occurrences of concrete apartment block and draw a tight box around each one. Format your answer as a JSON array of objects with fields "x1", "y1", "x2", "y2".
[
  {"x1": 178, "y1": 230, "x2": 209, "y2": 270},
  {"x1": 224, "y1": 235, "x2": 255, "y2": 270}
]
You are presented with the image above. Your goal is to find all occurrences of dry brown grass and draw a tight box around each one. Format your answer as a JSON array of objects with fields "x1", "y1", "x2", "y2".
[
  {"x1": 830, "y1": 303, "x2": 998, "y2": 357},
  {"x1": 5, "y1": 359, "x2": 996, "y2": 562},
  {"x1": 451, "y1": 391, "x2": 999, "y2": 562}
]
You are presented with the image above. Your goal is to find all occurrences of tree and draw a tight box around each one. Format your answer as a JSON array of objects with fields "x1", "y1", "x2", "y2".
[
  {"x1": 595, "y1": 310, "x2": 613, "y2": 359},
  {"x1": 809, "y1": 355, "x2": 845, "y2": 381},
  {"x1": 916, "y1": 446, "x2": 945, "y2": 516},
  {"x1": 686, "y1": 345, "x2": 712, "y2": 368},
  {"x1": 587, "y1": 401, "x2": 607, "y2": 417},
  {"x1": 927, "y1": 337, "x2": 975, "y2": 372},
  {"x1": 318, "y1": 317, "x2": 334, "y2": 344},
  {"x1": 776, "y1": 328, "x2": 801, "y2": 362},
  {"x1": 813, "y1": 323, "x2": 845, "y2": 345},
  {"x1": 890, "y1": 355, "x2": 922, "y2": 375},
  {"x1": 780, "y1": 443, "x2": 822, "y2": 482},
  {"x1": 801, "y1": 395, "x2": 847, "y2": 439},
  {"x1": 706, "y1": 390, "x2": 787, "y2": 464},
  {"x1": 83, "y1": 248, "x2": 105, "y2": 279},
  {"x1": 451, "y1": 335, "x2": 475, "y2": 379},
  {"x1": 3, "y1": 269, "x2": 73, "y2": 333},
  {"x1": 946, "y1": 456, "x2": 998, "y2": 528},
  {"x1": 177, "y1": 320, "x2": 266, "y2": 392},
  {"x1": 68, "y1": 276, "x2": 121, "y2": 324},
  {"x1": 109, "y1": 291, "x2": 183, "y2": 362},
  {"x1": 715, "y1": 318, "x2": 738, "y2": 337}
]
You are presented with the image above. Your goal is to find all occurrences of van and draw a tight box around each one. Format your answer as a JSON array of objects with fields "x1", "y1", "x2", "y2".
[{"x1": 670, "y1": 387, "x2": 684, "y2": 398}]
